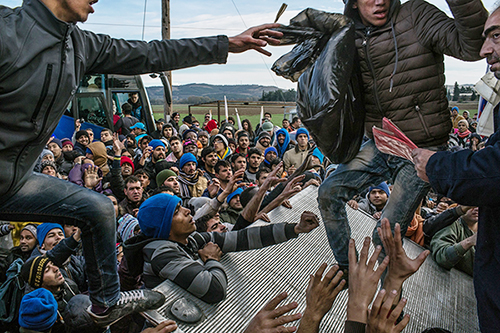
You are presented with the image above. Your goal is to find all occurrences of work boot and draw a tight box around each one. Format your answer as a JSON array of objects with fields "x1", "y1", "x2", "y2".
[{"x1": 87, "y1": 289, "x2": 165, "y2": 327}]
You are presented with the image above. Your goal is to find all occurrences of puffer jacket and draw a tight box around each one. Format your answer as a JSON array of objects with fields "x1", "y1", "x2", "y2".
[
  {"x1": 344, "y1": 0, "x2": 487, "y2": 147},
  {"x1": 0, "y1": 0, "x2": 229, "y2": 199}
]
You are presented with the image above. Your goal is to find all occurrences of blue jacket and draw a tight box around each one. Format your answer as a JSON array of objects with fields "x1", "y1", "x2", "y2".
[{"x1": 427, "y1": 129, "x2": 500, "y2": 333}]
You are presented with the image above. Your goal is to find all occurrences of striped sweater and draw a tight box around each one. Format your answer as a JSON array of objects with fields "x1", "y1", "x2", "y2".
[{"x1": 142, "y1": 223, "x2": 297, "y2": 303}]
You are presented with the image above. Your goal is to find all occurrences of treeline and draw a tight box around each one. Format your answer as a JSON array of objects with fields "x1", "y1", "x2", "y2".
[
  {"x1": 259, "y1": 89, "x2": 297, "y2": 102},
  {"x1": 448, "y1": 82, "x2": 478, "y2": 102}
]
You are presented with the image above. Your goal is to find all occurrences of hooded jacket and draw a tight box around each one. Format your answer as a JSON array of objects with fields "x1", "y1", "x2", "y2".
[
  {"x1": 0, "y1": 0, "x2": 229, "y2": 199},
  {"x1": 344, "y1": 0, "x2": 487, "y2": 147}
]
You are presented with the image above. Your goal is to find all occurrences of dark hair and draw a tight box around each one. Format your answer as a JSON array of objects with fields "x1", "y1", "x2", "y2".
[
  {"x1": 247, "y1": 147, "x2": 262, "y2": 159},
  {"x1": 231, "y1": 153, "x2": 246, "y2": 164},
  {"x1": 242, "y1": 119, "x2": 253, "y2": 133},
  {"x1": 139, "y1": 135, "x2": 152, "y2": 145},
  {"x1": 195, "y1": 215, "x2": 212, "y2": 233},
  {"x1": 264, "y1": 112, "x2": 272, "y2": 118},
  {"x1": 228, "y1": 116, "x2": 235, "y2": 124},
  {"x1": 124, "y1": 175, "x2": 141, "y2": 187},
  {"x1": 133, "y1": 169, "x2": 149, "y2": 180},
  {"x1": 228, "y1": 138, "x2": 236, "y2": 146},
  {"x1": 169, "y1": 135, "x2": 181, "y2": 144},
  {"x1": 269, "y1": 158, "x2": 282, "y2": 168},
  {"x1": 215, "y1": 160, "x2": 231, "y2": 174},
  {"x1": 201, "y1": 146, "x2": 216, "y2": 159},
  {"x1": 240, "y1": 187, "x2": 258, "y2": 207},
  {"x1": 256, "y1": 167, "x2": 271, "y2": 181},
  {"x1": 122, "y1": 103, "x2": 133, "y2": 115},
  {"x1": 292, "y1": 116, "x2": 300, "y2": 124},
  {"x1": 152, "y1": 185, "x2": 175, "y2": 196},
  {"x1": 101, "y1": 128, "x2": 113, "y2": 137}
]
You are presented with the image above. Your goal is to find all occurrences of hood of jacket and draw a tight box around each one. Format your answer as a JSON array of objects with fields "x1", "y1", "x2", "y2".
[{"x1": 123, "y1": 233, "x2": 159, "y2": 277}]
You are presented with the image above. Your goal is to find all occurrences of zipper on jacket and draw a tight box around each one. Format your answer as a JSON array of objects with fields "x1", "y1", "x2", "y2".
[
  {"x1": 362, "y1": 29, "x2": 385, "y2": 116},
  {"x1": 31, "y1": 64, "x2": 53, "y2": 123},
  {"x1": 414, "y1": 102, "x2": 431, "y2": 138}
]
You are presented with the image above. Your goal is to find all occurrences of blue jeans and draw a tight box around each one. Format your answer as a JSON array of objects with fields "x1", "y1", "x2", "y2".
[
  {"x1": 0, "y1": 172, "x2": 119, "y2": 307},
  {"x1": 318, "y1": 140, "x2": 431, "y2": 266}
]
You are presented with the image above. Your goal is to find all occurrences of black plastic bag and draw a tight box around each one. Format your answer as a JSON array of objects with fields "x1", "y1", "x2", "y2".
[{"x1": 272, "y1": 8, "x2": 366, "y2": 164}]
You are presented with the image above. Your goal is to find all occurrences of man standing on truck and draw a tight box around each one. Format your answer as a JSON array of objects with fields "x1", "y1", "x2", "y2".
[
  {"x1": 317, "y1": 0, "x2": 487, "y2": 283},
  {"x1": 0, "y1": 0, "x2": 282, "y2": 326}
]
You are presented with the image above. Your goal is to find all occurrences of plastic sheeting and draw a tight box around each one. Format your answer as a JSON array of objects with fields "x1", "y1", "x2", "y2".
[{"x1": 272, "y1": 8, "x2": 366, "y2": 164}]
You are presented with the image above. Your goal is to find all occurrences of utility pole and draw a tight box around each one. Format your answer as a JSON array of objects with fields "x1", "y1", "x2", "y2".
[{"x1": 161, "y1": 0, "x2": 173, "y2": 120}]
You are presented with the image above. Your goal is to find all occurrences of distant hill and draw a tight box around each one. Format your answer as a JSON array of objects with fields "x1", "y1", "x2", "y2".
[{"x1": 146, "y1": 83, "x2": 282, "y2": 104}]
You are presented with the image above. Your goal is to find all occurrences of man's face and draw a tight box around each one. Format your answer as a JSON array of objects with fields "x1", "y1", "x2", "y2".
[
  {"x1": 108, "y1": 195, "x2": 119, "y2": 217},
  {"x1": 369, "y1": 189, "x2": 388, "y2": 208},
  {"x1": 130, "y1": 93, "x2": 139, "y2": 103},
  {"x1": 199, "y1": 136, "x2": 209, "y2": 146},
  {"x1": 182, "y1": 161, "x2": 197, "y2": 176},
  {"x1": 233, "y1": 156, "x2": 247, "y2": 171},
  {"x1": 264, "y1": 113, "x2": 272, "y2": 121},
  {"x1": 139, "y1": 139, "x2": 150, "y2": 151},
  {"x1": 122, "y1": 162, "x2": 133, "y2": 176},
  {"x1": 100, "y1": 131, "x2": 112, "y2": 143},
  {"x1": 163, "y1": 176, "x2": 180, "y2": 195},
  {"x1": 265, "y1": 151, "x2": 277, "y2": 163},
  {"x1": 19, "y1": 230, "x2": 37, "y2": 252},
  {"x1": 42, "y1": 262, "x2": 65, "y2": 290},
  {"x1": 42, "y1": 165, "x2": 57, "y2": 177},
  {"x1": 184, "y1": 143, "x2": 198, "y2": 156},
  {"x1": 152, "y1": 146, "x2": 166, "y2": 162},
  {"x1": 206, "y1": 218, "x2": 227, "y2": 233},
  {"x1": 296, "y1": 134, "x2": 308, "y2": 148},
  {"x1": 451, "y1": 109, "x2": 458, "y2": 117},
  {"x1": 136, "y1": 174, "x2": 150, "y2": 189},
  {"x1": 238, "y1": 136, "x2": 249, "y2": 149},
  {"x1": 259, "y1": 137, "x2": 271, "y2": 148},
  {"x1": 170, "y1": 204, "x2": 196, "y2": 239},
  {"x1": 163, "y1": 127, "x2": 173, "y2": 138},
  {"x1": 57, "y1": 0, "x2": 98, "y2": 23},
  {"x1": 481, "y1": 11, "x2": 500, "y2": 79},
  {"x1": 134, "y1": 128, "x2": 143, "y2": 136},
  {"x1": 41, "y1": 228, "x2": 65, "y2": 251},
  {"x1": 216, "y1": 166, "x2": 232, "y2": 181},
  {"x1": 62, "y1": 143, "x2": 73, "y2": 152},
  {"x1": 185, "y1": 132, "x2": 197, "y2": 141},
  {"x1": 229, "y1": 195, "x2": 243, "y2": 210},
  {"x1": 63, "y1": 225, "x2": 78, "y2": 237},
  {"x1": 223, "y1": 130, "x2": 233, "y2": 139},
  {"x1": 282, "y1": 119, "x2": 290, "y2": 128},
  {"x1": 86, "y1": 129, "x2": 94, "y2": 142},
  {"x1": 292, "y1": 119, "x2": 302, "y2": 128},
  {"x1": 353, "y1": 0, "x2": 390, "y2": 27},
  {"x1": 171, "y1": 140, "x2": 182, "y2": 153},
  {"x1": 213, "y1": 139, "x2": 226, "y2": 153},
  {"x1": 465, "y1": 207, "x2": 479, "y2": 223},
  {"x1": 457, "y1": 122, "x2": 468, "y2": 133},
  {"x1": 277, "y1": 134, "x2": 286, "y2": 145},
  {"x1": 156, "y1": 122, "x2": 164, "y2": 131},
  {"x1": 125, "y1": 181, "x2": 143, "y2": 202},
  {"x1": 257, "y1": 172, "x2": 269, "y2": 186},
  {"x1": 47, "y1": 142, "x2": 62, "y2": 159},
  {"x1": 174, "y1": 115, "x2": 180, "y2": 122},
  {"x1": 204, "y1": 152, "x2": 218, "y2": 168},
  {"x1": 248, "y1": 154, "x2": 262, "y2": 170}
]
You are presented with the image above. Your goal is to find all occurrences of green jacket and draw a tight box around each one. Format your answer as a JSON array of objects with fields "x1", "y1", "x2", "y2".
[
  {"x1": 219, "y1": 206, "x2": 242, "y2": 226},
  {"x1": 430, "y1": 218, "x2": 475, "y2": 276}
]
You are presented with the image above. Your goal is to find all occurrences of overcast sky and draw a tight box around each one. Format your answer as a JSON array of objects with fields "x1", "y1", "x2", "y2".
[{"x1": 5, "y1": 0, "x2": 496, "y2": 89}]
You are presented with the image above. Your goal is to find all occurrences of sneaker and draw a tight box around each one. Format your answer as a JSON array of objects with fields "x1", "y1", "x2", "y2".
[{"x1": 87, "y1": 289, "x2": 166, "y2": 327}]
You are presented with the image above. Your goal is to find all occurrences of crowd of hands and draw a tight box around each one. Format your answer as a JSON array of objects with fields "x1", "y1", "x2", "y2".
[{"x1": 143, "y1": 219, "x2": 429, "y2": 333}]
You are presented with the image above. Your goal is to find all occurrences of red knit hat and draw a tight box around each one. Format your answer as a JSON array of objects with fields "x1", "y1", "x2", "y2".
[
  {"x1": 205, "y1": 119, "x2": 218, "y2": 134},
  {"x1": 120, "y1": 156, "x2": 135, "y2": 173}
]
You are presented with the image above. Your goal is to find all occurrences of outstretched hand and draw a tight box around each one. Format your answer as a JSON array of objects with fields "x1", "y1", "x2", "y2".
[
  {"x1": 366, "y1": 289, "x2": 410, "y2": 333},
  {"x1": 141, "y1": 320, "x2": 178, "y2": 333},
  {"x1": 294, "y1": 211, "x2": 319, "y2": 234},
  {"x1": 228, "y1": 23, "x2": 283, "y2": 56},
  {"x1": 243, "y1": 292, "x2": 301, "y2": 333}
]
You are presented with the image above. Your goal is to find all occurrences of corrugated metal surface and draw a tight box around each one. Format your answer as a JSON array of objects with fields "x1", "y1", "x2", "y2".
[{"x1": 146, "y1": 185, "x2": 479, "y2": 332}]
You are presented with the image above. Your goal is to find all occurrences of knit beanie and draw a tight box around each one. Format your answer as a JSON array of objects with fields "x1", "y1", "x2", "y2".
[
  {"x1": 120, "y1": 156, "x2": 135, "y2": 173},
  {"x1": 41, "y1": 160, "x2": 57, "y2": 173},
  {"x1": 179, "y1": 152, "x2": 198, "y2": 169},
  {"x1": 117, "y1": 214, "x2": 140, "y2": 242},
  {"x1": 369, "y1": 182, "x2": 390, "y2": 197},
  {"x1": 137, "y1": 193, "x2": 182, "y2": 239},
  {"x1": 258, "y1": 131, "x2": 271, "y2": 141},
  {"x1": 182, "y1": 129, "x2": 198, "y2": 141},
  {"x1": 156, "y1": 169, "x2": 177, "y2": 187},
  {"x1": 22, "y1": 224, "x2": 38, "y2": 239},
  {"x1": 37, "y1": 223, "x2": 65, "y2": 246},
  {"x1": 205, "y1": 119, "x2": 218, "y2": 134},
  {"x1": 198, "y1": 130, "x2": 209, "y2": 139},
  {"x1": 262, "y1": 121, "x2": 274, "y2": 132},
  {"x1": 51, "y1": 138, "x2": 62, "y2": 149},
  {"x1": 183, "y1": 116, "x2": 193, "y2": 124},
  {"x1": 312, "y1": 148, "x2": 324, "y2": 164},
  {"x1": 61, "y1": 138, "x2": 74, "y2": 148},
  {"x1": 18, "y1": 288, "x2": 58, "y2": 331},
  {"x1": 75, "y1": 130, "x2": 90, "y2": 141},
  {"x1": 149, "y1": 139, "x2": 165, "y2": 150},
  {"x1": 21, "y1": 256, "x2": 51, "y2": 289},
  {"x1": 296, "y1": 128, "x2": 310, "y2": 140},
  {"x1": 41, "y1": 149, "x2": 54, "y2": 160},
  {"x1": 226, "y1": 188, "x2": 243, "y2": 204},
  {"x1": 213, "y1": 134, "x2": 228, "y2": 148},
  {"x1": 264, "y1": 147, "x2": 278, "y2": 158}
]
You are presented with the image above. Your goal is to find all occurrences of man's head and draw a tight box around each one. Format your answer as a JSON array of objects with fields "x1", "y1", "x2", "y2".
[
  {"x1": 264, "y1": 112, "x2": 272, "y2": 121},
  {"x1": 42, "y1": 0, "x2": 98, "y2": 23},
  {"x1": 368, "y1": 182, "x2": 390, "y2": 210},
  {"x1": 183, "y1": 139, "x2": 199, "y2": 156},
  {"x1": 179, "y1": 153, "x2": 198, "y2": 176},
  {"x1": 100, "y1": 128, "x2": 113, "y2": 143},
  {"x1": 124, "y1": 175, "x2": 144, "y2": 203},
  {"x1": 120, "y1": 156, "x2": 135, "y2": 176},
  {"x1": 85, "y1": 128, "x2": 94, "y2": 142},
  {"x1": 247, "y1": 148, "x2": 262, "y2": 171},
  {"x1": 198, "y1": 131, "x2": 209, "y2": 147},
  {"x1": 463, "y1": 207, "x2": 479, "y2": 225},
  {"x1": 451, "y1": 106, "x2": 459, "y2": 117},
  {"x1": 130, "y1": 123, "x2": 146, "y2": 136},
  {"x1": 256, "y1": 168, "x2": 271, "y2": 186},
  {"x1": 183, "y1": 116, "x2": 193, "y2": 125},
  {"x1": 170, "y1": 136, "x2": 183, "y2": 154},
  {"x1": 20, "y1": 225, "x2": 38, "y2": 253},
  {"x1": 481, "y1": 8, "x2": 500, "y2": 79},
  {"x1": 222, "y1": 126, "x2": 235, "y2": 140},
  {"x1": 227, "y1": 188, "x2": 243, "y2": 210},
  {"x1": 162, "y1": 124, "x2": 174, "y2": 139},
  {"x1": 156, "y1": 169, "x2": 180, "y2": 195},
  {"x1": 47, "y1": 140, "x2": 62, "y2": 159},
  {"x1": 21, "y1": 257, "x2": 64, "y2": 292},
  {"x1": 282, "y1": 118, "x2": 290, "y2": 129},
  {"x1": 155, "y1": 118, "x2": 165, "y2": 131},
  {"x1": 18, "y1": 288, "x2": 58, "y2": 331},
  {"x1": 261, "y1": 121, "x2": 274, "y2": 136},
  {"x1": 122, "y1": 103, "x2": 133, "y2": 116},
  {"x1": 296, "y1": 128, "x2": 310, "y2": 148},
  {"x1": 291, "y1": 116, "x2": 301, "y2": 128},
  {"x1": 149, "y1": 139, "x2": 166, "y2": 162},
  {"x1": 76, "y1": 130, "x2": 90, "y2": 146},
  {"x1": 457, "y1": 119, "x2": 469, "y2": 133},
  {"x1": 134, "y1": 169, "x2": 151, "y2": 189},
  {"x1": 201, "y1": 146, "x2": 218, "y2": 169},
  {"x1": 61, "y1": 139, "x2": 74, "y2": 152},
  {"x1": 195, "y1": 215, "x2": 227, "y2": 233},
  {"x1": 264, "y1": 147, "x2": 278, "y2": 163},
  {"x1": 350, "y1": 0, "x2": 391, "y2": 27},
  {"x1": 215, "y1": 160, "x2": 232, "y2": 182},
  {"x1": 41, "y1": 160, "x2": 57, "y2": 177},
  {"x1": 212, "y1": 134, "x2": 228, "y2": 154},
  {"x1": 258, "y1": 132, "x2": 272, "y2": 148},
  {"x1": 237, "y1": 132, "x2": 250, "y2": 150},
  {"x1": 37, "y1": 223, "x2": 65, "y2": 251},
  {"x1": 129, "y1": 92, "x2": 139, "y2": 104},
  {"x1": 231, "y1": 153, "x2": 247, "y2": 172}
]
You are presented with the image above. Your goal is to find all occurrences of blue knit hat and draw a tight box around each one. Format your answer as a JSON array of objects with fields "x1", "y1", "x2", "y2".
[
  {"x1": 296, "y1": 128, "x2": 310, "y2": 140},
  {"x1": 369, "y1": 182, "x2": 390, "y2": 197},
  {"x1": 137, "y1": 193, "x2": 182, "y2": 239},
  {"x1": 50, "y1": 138, "x2": 62, "y2": 149},
  {"x1": 312, "y1": 148, "x2": 324, "y2": 164},
  {"x1": 149, "y1": 139, "x2": 165, "y2": 150},
  {"x1": 226, "y1": 188, "x2": 243, "y2": 204},
  {"x1": 37, "y1": 223, "x2": 65, "y2": 245},
  {"x1": 179, "y1": 152, "x2": 198, "y2": 169},
  {"x1": 19, "y1": 288, "x2": 58, "y2": 331},
  {"x1": 264, "y1": 147, "x2": 278, "y2": 158}
]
